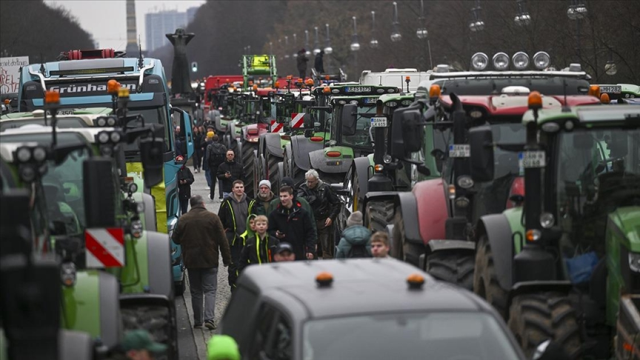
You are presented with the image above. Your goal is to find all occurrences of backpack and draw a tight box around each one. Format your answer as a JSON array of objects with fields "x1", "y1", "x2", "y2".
[
  {"x1": 347, "y1": 244, "x2": 370, "y2": 258},
  {"x1": 207, "y1": 142, "x2": 227, "y2": 166}
]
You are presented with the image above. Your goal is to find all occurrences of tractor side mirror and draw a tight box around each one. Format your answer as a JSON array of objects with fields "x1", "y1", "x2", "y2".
[
  {"x1": 83, "y1": 158, "x2": 117, "y2": 228},
  {"x1": 139, "y1": 138, "x2": 165, "y2": 188},
  {"x1": 390, "y1": 106, "x2": 426, "y2": 161},
  {"x1": 0, "y1": 190, "x2": 33, "y2": 256},
  {"x1": 340, "y1": 104, "x2": 357, "y2": 136},
  {"x1": 469, "y1": 126, "x2": 494, "y2": 183},
  {"x1": 416, "y1": 164, "x2": 431, "y2": 176}
]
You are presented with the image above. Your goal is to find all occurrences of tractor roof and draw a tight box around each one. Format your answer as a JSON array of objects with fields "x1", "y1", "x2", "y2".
[
  {"x1": 440, "y1": 94, "x2": 600, "y2": 117},
  {"x1": 523, "y1": 104, "x2": 640, "y2": 127}
]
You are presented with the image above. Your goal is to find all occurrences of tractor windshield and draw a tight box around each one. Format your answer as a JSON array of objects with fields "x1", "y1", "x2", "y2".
[
  {"x1": 555, "y1": 128, "x2": 640, "y2": 255},
  {"x1": 341, "y1": 106, "x2": 376, "y2": 148},
  {"x1": 124, "y1": 106, "x2": 170, "y2": 155}
]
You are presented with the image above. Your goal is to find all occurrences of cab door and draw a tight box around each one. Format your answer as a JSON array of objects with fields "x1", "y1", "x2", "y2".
[{"x1": 171, "y1": 107, "x2": 195, "y2": 159}]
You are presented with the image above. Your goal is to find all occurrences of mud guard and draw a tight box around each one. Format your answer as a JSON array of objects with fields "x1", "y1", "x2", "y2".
[
  {"x1": 235, "y1": 141, "x2": 244, "y2": 166},
  {"x1": 290, "y1": 136, "x2": 319, "y2": 172},
  {"x1": 59, "y1": 330, "x2": 93, "y2": 360},
  {"x1": 412, "y1": 179, "x2": 447, "y2": 246},
  {"x1": 146, "y1": 231, "x2": 173, "y2": 299},
  {"x1": 476, "y1": 214, "x2": 518, "y2": 290},
  {"x1": 353, "y1": 157, "x2": 372, "y2": 204},
  {"x1": 141, "y1": 193, "x2": 157, "y2": 233},
  {"x1": 391, "y1": 192, "x2": 423, "y2": 245},
  {"x1": 264, "y1": 133, "x2": 284, "y2": 159},
  {"x1": 120, "y1": 294, "x2": 178, "y2": 359},
  {"x1": 507, "y1": 281, "x2": 573, "y2": 310},
  {"x1": 309, "y1": 149, "x2": 352, "y2": 174},
  {"x1": 96, "y1": 271, "x2": 122, "y2": 349}
]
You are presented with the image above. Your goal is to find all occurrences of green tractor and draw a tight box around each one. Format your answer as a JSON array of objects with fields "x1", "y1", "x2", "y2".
[{"x1": 469, "y1": 96, "x2": 640, "y2": 357}]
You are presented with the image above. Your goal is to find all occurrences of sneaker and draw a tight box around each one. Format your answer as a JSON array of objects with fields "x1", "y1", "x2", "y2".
[
  {"x1": 218, "y1": 196, "x2": 223, "y2": 200},
  {"x1": 206, "y1": 186, "x2": 210, "y2": 190},
  {"x1": 194, "y1": 323, "x2": 203, "y2": 329},
  {"x1": 205, "y1": 320, "x2": 216, "y2": 330}
]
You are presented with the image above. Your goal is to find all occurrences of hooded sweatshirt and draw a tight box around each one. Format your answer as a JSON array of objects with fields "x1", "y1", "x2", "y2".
[
  {"x1": 336, "y1": 225, "x2": 372, "y2": 258},
  {"x1": 229, "y1": 193, "x2": 249, "y2": 236}
]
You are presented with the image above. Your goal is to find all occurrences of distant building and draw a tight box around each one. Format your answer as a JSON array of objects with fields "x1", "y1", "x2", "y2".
[{"x1": 145, "y1": 7, "x2": 199, "y2": 53}]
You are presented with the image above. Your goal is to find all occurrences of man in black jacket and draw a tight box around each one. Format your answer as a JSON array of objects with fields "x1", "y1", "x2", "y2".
[
  {"x1": 268, "y1": 186, "x2": 316, "y2": 261},
  {"x1": 207, "y1": 135, "x2": 227, "y2": 201},
  {"x1": 297, "y1": 169, "x2": 341, "y2": 259},
  {"x1": 216, "y1": 149, "x2": 243, "y2": 199},
  {"x1": 176, "y1": 155, "x2": 194, "y2": 215}
]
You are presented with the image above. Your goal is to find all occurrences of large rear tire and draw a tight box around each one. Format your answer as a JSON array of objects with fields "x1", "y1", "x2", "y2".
[
  {"x1": 391, "y1": 206, "x2": 422, "y2": 267},
  {"x1": 242, "y1": 142, "x2": 257, "y2": 198},
  {"x1": 508, "y1": 293, "x2": 582, "y2": 358},
  {"x1": 473, "y1": 235, "x2": 509, "y2": 319},
  {"x1": 366, "y1": 200, "x2": 395, "y2": 233},
  {"x1": 266, "y1": 149, "x2": 281, "y2": 191},
  {"x1": 426, "y1": 251, "x2": 474, "y2": 291}
]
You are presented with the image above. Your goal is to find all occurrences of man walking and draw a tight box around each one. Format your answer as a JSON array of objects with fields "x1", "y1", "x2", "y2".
[
  {"x1": 176, "y1": 155, "x2": 194, "y2": 215},
  {"x1": 297, "y1": 169, "x2": 341, "y2": 259},
  {"x1": 254, "y1": 179, "x2": 276, "y2": 216},
  {"x1": 218, "y1": 180, "x2": 257, "y2": 290},
  {"x1": 217, "y1": 149, "x2": 243, "y2": 200},
  {"x1": 206, "y1": 135, "x2": 227, "y2": 201},
  {"x1": 268, "y1": 186, "x2": 316, "y2": 261},
  {"x1": 171, "y1": 195, "x2": 231, "y2": 330},
  {"x1": 296, "y1": 49, "x2": 308, "y2": 79}
]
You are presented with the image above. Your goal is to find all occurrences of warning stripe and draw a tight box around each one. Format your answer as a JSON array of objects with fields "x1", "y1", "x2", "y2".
[
  {"x1": 85, "y1": 228, "x2": 125, "y2": 268},
  {"x1": 270, "y1": 120, "x2": 284, "y2": 133},
  {"x1": 291, "y1": 113, "x2": 305, "y2": 129}
]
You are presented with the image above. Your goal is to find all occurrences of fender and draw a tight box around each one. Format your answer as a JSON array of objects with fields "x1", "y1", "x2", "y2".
[
  {"x1": 353, "y1": 156, "x2": 373, "y2": 201},
  {"x1": 507, "y1": 281, "x2": 573, "y2": 310},
  {"x1": 140, "y1": 193, "x2": 157, "y2": 233},
  {"x1": 264, "y1": 133, "x2": 284, "y2": 159},
  {"x1": 395, "y1": 191, "x2": 423, "y2": 245},
  {"x1": 309, "y1": 148, "x2": 352, "y2": 174},
  {"x1": 413, "y1": 179, "x2": 447, "y2": 246},
  {"x1": 283, "y1": 142, "x2": 293, "y2": 174},
  {"x1": 476, "y1": 214, "x2": 517, "y2": 290},
  {"x1": 227, "y1": 123, "x2": 237, "y2": 141},
  {"x1": 427, "y1": 240, "x2": 475, "y2": 253},
  {"x1": 146, "y1": 231, "x2": 173, "y2": 299},
  {"x1": 119, "y1": 294, "x2": 177, "y2": 357},
  {"x1": 290, "y1": 135, "x2": 321, "y2": 171},
  {"x1": 235, "y1": 141, "x2": 244, "y2": 166}
]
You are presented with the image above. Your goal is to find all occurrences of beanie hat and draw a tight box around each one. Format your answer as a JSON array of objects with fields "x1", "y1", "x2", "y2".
[
  {"x1": 347, "y1": 211, "x2": 363, "y2": 227},
  {"x1": 281, "y1": 177, "x2": 295, "y2": 188},
  {"x1": 259, "y1": 179, "x2": 271, "y2": 189},
  {"x1": 207, "y1": 335, "x2": 240, "y2": 360},
  {"x1": 207, "y1": 131, "x2": 215, "y2": 139}
]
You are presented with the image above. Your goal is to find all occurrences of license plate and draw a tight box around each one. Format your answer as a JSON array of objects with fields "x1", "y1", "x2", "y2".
[
  {"x1": 519, "y1": 151, "x2": 546, "y2": 168},
  {"x1": 46, "y1": 108, "x2": 76, "y2": 116},
  {"x1": 449, "y1": 144, "x2": 470, "y2": 158},
  {"x1": 371, "y1": 116, "x2": 388, "y2": 127},
  {"x1": 600, "y1": 85, "x2": 621, "y2": 94},
  {"x1": 344, "y1": 86, "x2": 371, "y2": 93}
]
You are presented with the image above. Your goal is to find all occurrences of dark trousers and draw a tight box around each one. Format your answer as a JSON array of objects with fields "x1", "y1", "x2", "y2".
[
  {"x1": 316, "y1": 220, "x2": 334, "y2": 259},
  {"x1": 180, "y1": 198, "x2": 189, "y2": 215},
  {"x1": 299, "y1": 70, "x2": 306, "y2": 79},
  {"x1": 193, "y1": 149, "x2": 202, "y2": 170},
  {"x1": 209, "y1": 166, "x2": 219, "y2": 200},
  {"x1": 187, "y1": 267, "x2": 218, "y2": 324},
  {"x1": 227, "y1": 237, "x2": 243, "y2": 290}
]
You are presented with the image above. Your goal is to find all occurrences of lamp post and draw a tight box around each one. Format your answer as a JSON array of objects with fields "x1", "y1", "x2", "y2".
[
  {"x1": 293, "y1": 33, "x2": 298, "y2": 58},
  {"x1": 284, "y1": 36, "x2": 290, "y2": 60},
  {"x1": 370, "y1": 11, "x2": 379, "y2": 48},
  {"x1": 304, "y1": 30, "x2": 311, "y2": 57},
  {"x1": 567, "y1": 0, "x2": 587, "y2": 62},
  {"x1": 469, "y1": 0, "x2": 485, "y2": 32},
  {"x1": 324, "y1": 24, "x2": 333, "y2": 54},
  {"x1": 605, "y1": 50, "x2": 617, "y2": 76},
  {"x1": 391, "y1": 2, "x2": 402, "y2": 42},
  {"x1": 313, "y1": 27, "x2": 321, "y2": 55},
  {"x1": 416, "y1": 0, "x2": 432, "y2": 69},
  {"x1": 351, "y1": 16, "x2": 360, "y2": 80},
  {"x1": 514, "y1": 0, "x2": 531, "y2": 26}
]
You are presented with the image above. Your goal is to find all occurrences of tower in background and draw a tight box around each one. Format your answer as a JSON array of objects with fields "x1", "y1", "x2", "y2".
[{"x1": 125, "y1": 0, "x2": 139, "y2": 55}]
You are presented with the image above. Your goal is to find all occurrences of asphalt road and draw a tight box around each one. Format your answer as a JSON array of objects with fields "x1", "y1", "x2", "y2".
[{"x1": 175, "y1": 166, "x2": 231, "y2": 360}]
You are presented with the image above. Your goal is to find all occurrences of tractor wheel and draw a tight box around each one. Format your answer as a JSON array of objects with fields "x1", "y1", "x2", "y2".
[
  {"x1": 426, "y1": 251, "x2": 474, "y2": 291},
  {"x1": 474, "y1": 235, "x2": 509, "y2": 319},
  {"x1": 508, "y1": 293, "x2": 582, "y2": 358},
  {"x1": 122, "y1": 305, "x2": 178, "y2": 360},
  {"x1": 366, "y1": 200, "x2": 395, "y2": 233},
  {"x1": 289, "y1": 153, "x2": 305, "y2": 185},
  {"x1": 391, "y1": 206, "x2": 422, "y2": 267},
  {"x1": 242, "y1": 142, "x2": 257, "y2": 198},
  {"x1": 266, "y1": 149, "x2": 281, "y2": 191},
  {"x1": 350, "y1": 169, "x2": 362, "y2": 213}
]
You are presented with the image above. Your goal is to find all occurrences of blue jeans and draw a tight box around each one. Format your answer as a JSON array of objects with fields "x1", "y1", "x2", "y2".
[
  {"x1": 204, "y1": 169, "x2": 211, "y2": 187},
  {"x1": 188, "y1": 267, "x2": 219, "y2": 324}
]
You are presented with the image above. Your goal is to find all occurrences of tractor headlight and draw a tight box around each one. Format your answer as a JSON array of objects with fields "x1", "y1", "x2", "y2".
[
  {"x1": 96, "y1": 116, "x2": 107, "y2": 127},
  {"x1": 32, "y1": 147, "x2": 47, "y2": 162},
  {"x1": 128, "y1": 182, "x2": 138, "y2": 194},
  {"x1": 457, "y1": 176, "x2": 474, "y2": 189},
  {"x1": 383, "y1": 155, "x2": 392, "y2": 164},
  {"x1": 533, "y1": 51, "x2": 551, "y2": 70},
  {"x1": 492, "y1": 52, "x2": 510, "y2": 70},
  {"x1": 110, "y1": 131, "x2": 121, "y2": 143},
  {"x1": 16, "y1": 147, "x2": 32, "y2": 162},
  {"x1": 131, "y1": 219, "x2": 143, "y2": 239},
  {"x1": 540, "y1": 212, "x2": 555, "y2": 229},
  {"x1": 471, "y1": 52, "x2": 489, "y2": 71},
  {"x1": 97, "y1": 131, "x2": 110, "y2": 144},
  {"x1": 106, "y1": 117, "x2": 117, "y2": 127},
  {"x1": 629, "y1": 253, "x2": 640, "y2": 272},
  {"x1": 512, "y1": 51, "x2": 530, "y2": 70},
  {"x1": 455, "y1": 196, "x2": 470, "y2": 208},
  {"x1": 60, "y1": 262, "x2": 77, "y2": 287},
  {"x1": 19, "y1": 165, "x2": 36, "y2": 183}
]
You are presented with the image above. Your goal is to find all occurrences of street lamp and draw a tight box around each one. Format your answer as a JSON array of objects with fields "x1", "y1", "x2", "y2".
[
  {"x1": 391, "y1": 2, "x2": 402, "y2": 42},
  {"x1": 605, "y1": 50, "x2": 617, "y2": 75},
  {"x1": 313, "y1": 27, "x2": 321, "y2": 55},
  {"x1": 284, "y1": 36, "x2": 290, "y2": 59},
  {"x1": 469, "y1": 0, "x2": 485, "y2": 32},
  {"x1": 304, "y1": 30, "x2": 311, "y2": 57},
  {"x1": 350, "y1": 16, "x2": 360, "y2": 51},
  {"x1": 567, "y1": 0, "x2": 587, "y2": 61},
  {"x1": 292, "y1": 33, "x2": 298, "y2": 58},
  {"x1": 324, "y1": 24, "x2": 333, "y2": 54},
  {"x1": 514, "y1": 0, "x2": 531, "y2": 26},
  {"x1": 416, "y1": 0, "x2": 428, "y2": 39},
  {"x1": 370, "y1": 11, "x2": 379, "y2": 48}
]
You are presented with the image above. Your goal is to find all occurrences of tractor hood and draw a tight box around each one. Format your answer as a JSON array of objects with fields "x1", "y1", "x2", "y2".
[{"x1": 609, "y1": 206, "x2": 640, "y2": 252}]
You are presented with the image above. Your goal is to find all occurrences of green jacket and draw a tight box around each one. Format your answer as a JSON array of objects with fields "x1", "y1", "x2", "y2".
[
  {"x1": 238, "y1": 233, "x2": 278, "y2": 273},
  {"x1": 336, "y1": 225, "x2": 372, "y2": 258},
  {"x1": 238, "y1": 214, "x2": 257, "y2": 247}
]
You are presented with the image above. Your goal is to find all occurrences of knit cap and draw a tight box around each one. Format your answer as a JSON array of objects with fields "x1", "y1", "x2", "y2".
[
  {"x1": 259, "y1": 179, "x2": 271, "y2": 189},
  {"x1": 347, "y1": 211, "x2": 363, "y2": 227}
]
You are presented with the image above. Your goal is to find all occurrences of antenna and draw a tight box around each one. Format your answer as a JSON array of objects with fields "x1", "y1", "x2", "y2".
[
  {"x1": 137, "y1": 35, "x2": 143, "y2": 70},
  {"x1": 39, "y1": 53, "x2": 46, "y2": 75},
  {"x1": 561, "y1": 78, "x2": 570, "y2": 112},
  {"x1": 379, "y1": 75, "x2": 382, "y2": 86}
]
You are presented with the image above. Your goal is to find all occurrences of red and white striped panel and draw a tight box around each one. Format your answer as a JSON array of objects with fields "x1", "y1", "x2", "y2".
[
  {"x1": 85, "y1": 228, "x2": 125, "y2": 268},
  {"x1": 270, "y1": 120, "x2": 284, "y2": 133},
  {"x1": 291, "y1": 113, "x2": 305, "y2": 129}
]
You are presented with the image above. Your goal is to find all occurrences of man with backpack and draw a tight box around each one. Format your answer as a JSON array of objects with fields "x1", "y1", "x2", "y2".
[
  {"x1": 206, "y1": 135, "x2": 227, "y2": 201},
  {"x1": 335, "y1": 211, "x2": 372, "y2": 258}
]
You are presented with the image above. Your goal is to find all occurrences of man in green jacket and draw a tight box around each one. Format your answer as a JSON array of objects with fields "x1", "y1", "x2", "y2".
[{"x1": 172, "y1": 195, "x2": 231, "y2": 330}]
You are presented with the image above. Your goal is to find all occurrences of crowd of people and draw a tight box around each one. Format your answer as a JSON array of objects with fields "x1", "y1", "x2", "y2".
[{"x1": 171, "y1": 145, "x2": 392, "y2": 332}]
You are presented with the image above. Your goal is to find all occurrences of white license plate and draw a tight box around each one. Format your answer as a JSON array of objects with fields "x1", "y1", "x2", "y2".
[
  {"x1": 370, "y1": 116, "x2": 388, "y2": 127},
  {"x1": 46, "y1": 108, "x2": 76, "y2": 115},
  {"x1": 519, "y1": 151, "x2": 546, "y2": 168},
  {"x1": 600, "y1": 85, "x2": 621, "y2": 94},
  {"x1": 449, "y1": 144, "x2": 470, "y2": 158}
]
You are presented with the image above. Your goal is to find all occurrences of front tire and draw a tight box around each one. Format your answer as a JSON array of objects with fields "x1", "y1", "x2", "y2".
[
  {"x1": 508, "y1": 293, "x2": 582, "y2": 358},
  {"x1": 426, "y1": 251, "x2": 474, "y2": 291},
  {"x1": 241, "y1": 142, "x2": 257, "y2": 198},
  {"x1": 366, "y1": 200, "x2": 395, "y2": 233},
  {"x1": 266, "y1": 149, "x2": 281, "y2": 191},
  {"x1": 473, "y1": 235, "x2": 509, "y2": 318},
  {"x1": 392, "y1": 206, "x2": 422, "y2": 267}
]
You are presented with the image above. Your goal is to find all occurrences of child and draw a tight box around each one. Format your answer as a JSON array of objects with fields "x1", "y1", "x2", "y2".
[
  {"x1": 336, "y1": 211, "x2": 372, "y2": 258},
  {"x1": 370, "y1": 232, "x2": 390, "y2": 258},
  {"x1": 238, "y1": 215, "x2": 278, "y2": 273}
]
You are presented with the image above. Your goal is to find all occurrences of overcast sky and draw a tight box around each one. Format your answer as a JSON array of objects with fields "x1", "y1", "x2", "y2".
[{"x1": 44, "y1": 0, "x2": 205, "y2": 51}]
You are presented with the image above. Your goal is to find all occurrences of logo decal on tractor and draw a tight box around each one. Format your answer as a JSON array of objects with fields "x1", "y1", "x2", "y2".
[{"x1": 85, "y1": 228, "x2": 125, "y2": 268}]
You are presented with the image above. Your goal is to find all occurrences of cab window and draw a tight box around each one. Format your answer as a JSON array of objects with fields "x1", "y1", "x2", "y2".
[{"x1": 252, "y1": 303, "x2": 292, "y2": 360}]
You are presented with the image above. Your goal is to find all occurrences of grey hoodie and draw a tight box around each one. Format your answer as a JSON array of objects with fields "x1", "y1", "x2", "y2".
[{"x1": 229, "y1": 193, "x2": 249, "y2": 236}]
